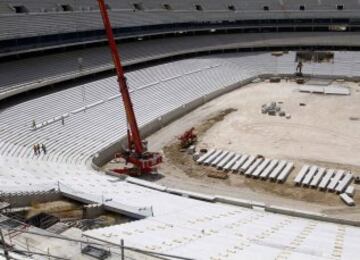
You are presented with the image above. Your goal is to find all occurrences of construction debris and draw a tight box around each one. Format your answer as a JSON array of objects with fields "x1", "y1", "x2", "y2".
[
  {"x1": 207, "y1": 171, "x2": 228, "y2": 179},
  {"x1": 270, "y1": 77, "x2": 281, "y2": 83},
  {"x1": 187, "y1": 145, "x2": 196, "y2": 155},
  {"x1": 296, "y1": 77, "x2": 305, "y2": 84},
  {"x1": 271, "y1": 51, "x2": 284, "y2": 57},
  {"x1": 261, "y1": 102, "x2": 289, "y2": 119},
  {"x1": 349, "y1": 117, "x2": 360, "y2": 121},
  {"x1": 354, "y1": 176, "x2": 360, "y2": 184}
]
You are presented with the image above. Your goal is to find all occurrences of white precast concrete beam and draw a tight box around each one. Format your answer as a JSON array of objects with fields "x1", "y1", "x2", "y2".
[
  {"x1": 302, "y1": 165, "x2": 318, "y2": 186},
  {"x1": 260, "y1": 159, "x2": 278, "y2": 179},
  {"x1": 196, "y1": 149, "x2": 216, "y2": 164},
  {"x1": 231, "y1": 154, "x2": 249, "y2": 173},
  {"x1": 277, "y1": 162, "x2": 294, "y2": 183},
  {"x1": 328, "y1": 170, "x2": 345, "y2": 192},
  {"x1": 203, "y1": 150, "x2": 222, "y2": 166},
  {"x1": 340, "y1": 193, "x2": 355, "y2": 206},
  {"x1": 216, "y1": 152, "x2": 235, "y2": 169},
  {"x1": 294, "y1": 165, "x2": 310, "y2": 185},
  {"x1": 345, "y1": 186, "x2": 355, "y2": 197},
  {"x1": 223, "y1": 154, "x2": 241, "y2": 171},
  {"x1": 269, "y1": 160, "x2": 287, "y2": 180},
  {"x1": 252, "y1": 158, "x2": 270, "y2": 178},
  {"x1": 239, "y1": 155, "x2": 256, "y2": 174},
  {"x1": 310, "y1": 167, "x2": 326, "y2": 188},
  {"x1": 245, "y1": 157, "x2": 263, "y2": 176},
  {"x1": 211, "y1": 150, "x2": 229, "y2": 167},
  {"x1": 335, "y1": 172, "x2": 353, "y2": 194},
  {"x1": 319, "y1": 169, "x2": 335, "y2": 190}
]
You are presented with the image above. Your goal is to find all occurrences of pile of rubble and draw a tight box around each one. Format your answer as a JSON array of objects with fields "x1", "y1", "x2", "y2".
[{"x1": 261, "y1": 102, "x2": 291, "y2": 119}]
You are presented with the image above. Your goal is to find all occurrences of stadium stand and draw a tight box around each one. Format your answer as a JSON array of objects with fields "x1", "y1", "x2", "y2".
[
  {"x1": 1, "y1": 0, "x2": 360, "y2": 53},
  {"x1": 1, "y1": 1, "x2": 360, "y2": 259},
  {"x1": 1, "y1": 51, "x2": 360, "y2": 166},
  {"x1": 2, "y1": 32, "x2": 360, "y2": 100}
]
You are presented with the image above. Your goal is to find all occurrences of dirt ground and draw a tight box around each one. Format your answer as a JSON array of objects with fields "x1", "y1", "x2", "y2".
[{"x1": 136, "y1": 79, "x2": 360, "y2": 220}]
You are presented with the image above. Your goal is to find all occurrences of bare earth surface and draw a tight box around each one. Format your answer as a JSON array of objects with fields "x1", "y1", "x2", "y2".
[{"x1": 113, "y1": 80, "x2": 360, "y2": 220}]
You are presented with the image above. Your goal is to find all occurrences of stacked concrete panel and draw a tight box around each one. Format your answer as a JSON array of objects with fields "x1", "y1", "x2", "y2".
[
  {"x1": 345, "y1": 186, "x2": 355, "y2": 197},
  {"x1": 239, "y1": 155, "x2": 256, "y2": 174},
  {"x1": 335, "y1": 172, "x2": 353, "y2": 194},
  {"x1": 302, "y1": 165, "x2": 318, "y2": 186},
  {"x1": 211, "y1": 151, "x2": 229, "y2": 167},
  {"x1": 196, "y1": 149, "x2": 216, "y2": 164},
  {"x1": 269, "y1": 160, "x2": 287, "y2": 180},
  {"x1": 199, "y1": 149, "x2": 294, "y2": 183},
  {"x1": 294, "y1": 165, "x2": 310, "y2": 185},
  {"x1": 309, "y1": 167, "x2": 326, "y2": 188},
  {"x1": 319, "y1": 169, "x2": 335, "y2": 190},
  {"x1": 252, "y1": 158, "x2": 270, "y2": 178},
  {"x1": 223, "y1": 154, "x2": 241, "y2": 171},
  {"x1": 245, "y1": 157, "x2": 264, "y2": 176},
  {"x1": 277, "y1": 162, "x2": 294, "y2": 183},
  {"x1": 203, "y1": 150, "x2": 223, "y2": 166},
  {"x1": 295, "y1": 165, "x2": 354, "y2": 202},
  {"x1": 327, "y1": 170, "x2": 345, "y2": 192},
  {"x1": 231, "y1": 154, "x2": 249, "y2": 172},
  {"x1": 340, "y1": 193, "x2": 355, "y2": 206},
  {"x1": 260, "y1": 159, "x2": 278, "y2": 179},
  {"x1": 216, "y1": 152, "x2": 235, "y2": 170}
]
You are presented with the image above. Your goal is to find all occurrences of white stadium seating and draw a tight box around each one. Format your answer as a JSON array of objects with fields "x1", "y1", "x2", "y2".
[
  {"x1": 0, "y1": 0, "x2": 359, "y2": 41},
  {"x1": 0, "y1": 2, "x2": 360, "y2": 258}
]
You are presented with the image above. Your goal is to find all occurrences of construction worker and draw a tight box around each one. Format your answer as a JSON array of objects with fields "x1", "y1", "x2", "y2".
[
  {"x1": 35, "y1": 144, "x2": 40, "y2": 155},
  {"x1": 41, "y1": 144, "x2": 47, "y2": 154},
  {"x1": 32, "y1": 120, "x2": 36, "y2": 128},
  {"x1": 296, "y1": 61, "x2": 303, "y2": 74}
]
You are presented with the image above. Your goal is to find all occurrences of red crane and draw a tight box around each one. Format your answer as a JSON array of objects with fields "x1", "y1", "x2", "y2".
[
  {"x1": 178, "y1": 128, "x2": 197, "y2": 149},
  {"x1": 97, "y1": 0, "x2": 162, "y2": 175}
]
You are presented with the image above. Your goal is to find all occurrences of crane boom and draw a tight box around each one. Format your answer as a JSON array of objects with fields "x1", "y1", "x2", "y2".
[
  {"x1": 97, "y1": 0, "x2": 143, "y2": 154},
  {"x1": 97, "y1": 0, "x2": 162, "y2": 175}
]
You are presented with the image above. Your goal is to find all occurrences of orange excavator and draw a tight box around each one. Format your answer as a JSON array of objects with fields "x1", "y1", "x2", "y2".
[{"x1": 97, "y1": 0, "x2": 162, "y2": 175}]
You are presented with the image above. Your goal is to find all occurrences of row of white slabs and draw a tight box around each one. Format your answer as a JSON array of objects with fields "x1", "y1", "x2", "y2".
[
  {"x1": 1, "y1": 158, "x2": 360, "y2": 259},
  {"x1": 294, "y1": 165, "x2": 354, "y2": 193},
  {"x1": 294, "y1": 165, "x2": 356, "y2": 206},
  {"x1": 298, "y1": 85, "x2": 351, "y2": 95},
  {"x1": 197, "y1": 149, "x2": 294, "y2": 183}
]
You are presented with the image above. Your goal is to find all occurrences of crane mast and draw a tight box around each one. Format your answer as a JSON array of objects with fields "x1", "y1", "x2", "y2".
[{"x1": 97, "y1": 0, "x2": 162, "y2": 174}]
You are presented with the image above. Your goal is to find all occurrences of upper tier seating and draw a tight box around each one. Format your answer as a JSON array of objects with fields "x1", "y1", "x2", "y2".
[
  {"x1": 2, "y1": 32, "x2": 360, "y2": 99},
  {"x1": 0, "y1": 0, "x2": 359, "y2": 41}
]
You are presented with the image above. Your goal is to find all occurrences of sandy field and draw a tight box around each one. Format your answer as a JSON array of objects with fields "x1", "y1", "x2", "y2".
[{"x1": 111, "y1": 79, "x2": 360, "y2": 220}]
